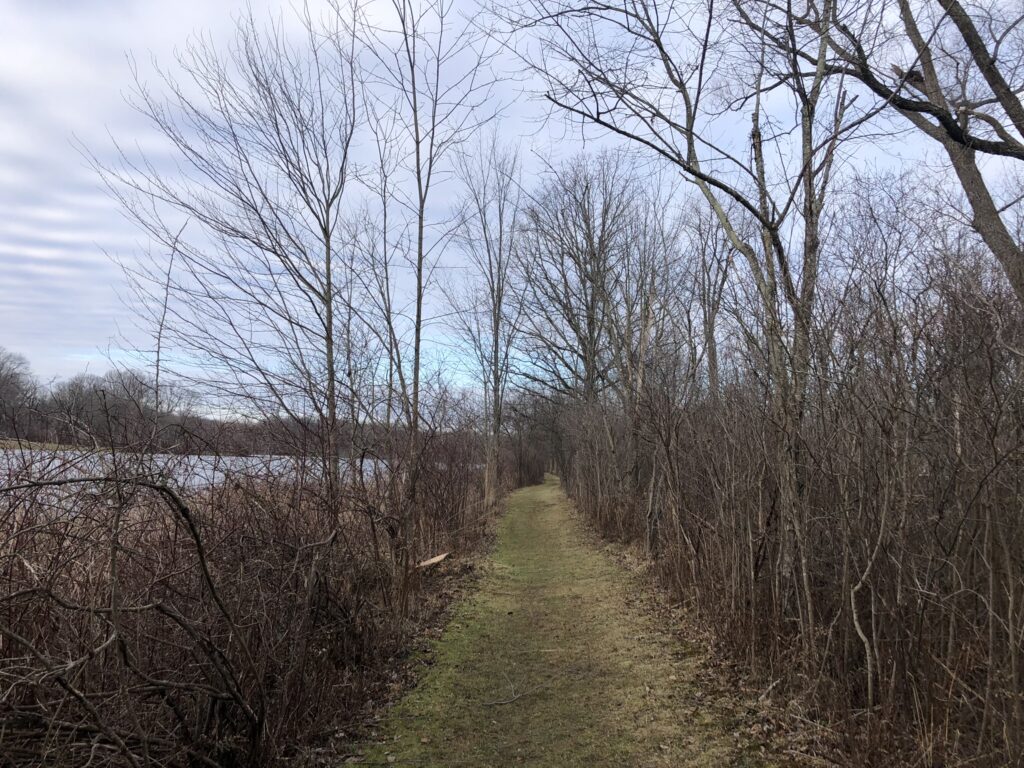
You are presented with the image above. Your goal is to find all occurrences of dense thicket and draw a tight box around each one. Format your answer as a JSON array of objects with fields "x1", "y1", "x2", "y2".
[
  {"x1": 516, "y1": 160, "x2": 1023, "y2": 764},
  {"x1": 502, "y1": 1, "x2": 1024, "y2": 762},
  {"x1": 0, "y1": 420, "x2": 532, "y2": 765}
]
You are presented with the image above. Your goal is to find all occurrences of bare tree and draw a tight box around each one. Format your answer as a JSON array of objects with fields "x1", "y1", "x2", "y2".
[
  {"x1": 745, "y1": 0, "x2": 1024, "y2": 306},
  {"x1": 515, "y1": 151, "x2": 634, "y2": 404},
  {"x1": 353, "y1": 0, "x2": 497, "y2": 435},
  {"x1": 449, "y1": 133, "x2": 524, "y2": 507},
  {"x1": 348, "y1": 0, "x2": 498, "y2": 609},
  {"x1": 98, "y1": 8, "x2": 360, "y2": 504},
  {"x1": 687, "y1": 205, "x2": 733, "y2": 399},
  {"x1": 0, "y1": 348, "x2": 36, "y2": 440}
]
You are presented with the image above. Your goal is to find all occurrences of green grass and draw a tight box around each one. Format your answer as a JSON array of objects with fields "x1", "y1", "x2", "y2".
[{"x1": 358, "y1": 476, "x2": 777, "y2": 767}]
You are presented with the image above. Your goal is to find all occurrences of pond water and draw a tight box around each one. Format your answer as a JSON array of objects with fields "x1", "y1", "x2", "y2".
[{"x1": 0, "y1": 449, "x2": 385, "y2": 491}]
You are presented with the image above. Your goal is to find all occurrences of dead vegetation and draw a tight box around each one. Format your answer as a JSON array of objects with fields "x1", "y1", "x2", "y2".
[{"x1": 0, "y1": 439, "x2": 507, "y2": 767}]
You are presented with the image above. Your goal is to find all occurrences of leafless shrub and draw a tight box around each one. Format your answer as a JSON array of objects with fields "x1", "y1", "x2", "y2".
[{"x1": 0, "y1": 430, "x2": 488, "y2": 767}]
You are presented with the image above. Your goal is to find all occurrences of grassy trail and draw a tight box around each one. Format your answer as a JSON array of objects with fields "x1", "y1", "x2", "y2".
[{"x1": 359, "y1": 477, "x2": 777, "y2": 767}]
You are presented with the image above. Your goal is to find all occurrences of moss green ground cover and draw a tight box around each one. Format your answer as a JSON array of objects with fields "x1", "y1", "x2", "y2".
[{"x1": 358, "y1": 477, "x2": 777, "y2": 767}]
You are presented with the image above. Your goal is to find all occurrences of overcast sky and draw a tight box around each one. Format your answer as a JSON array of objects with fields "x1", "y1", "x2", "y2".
[
  {"x1": 0, "y1": 0, "x2": 582, "y2": 383},
  {"x1": 0, "y1": 0, "x2": 305, "y2": 381},
  {"x1": 0, "y1": 1, "x2": 960, "y2": 384}
]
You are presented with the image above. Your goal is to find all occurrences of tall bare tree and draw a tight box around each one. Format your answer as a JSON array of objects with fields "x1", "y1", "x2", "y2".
[
  {"x1": 353, "y1": 0, "x2": 497, "y2": 435},
  {"x1": 450, "y1": 134, "x2": 524, "y2": 507},
  {"x1": 99, "y1": 8, "x2": 361, "y2": 505},
  {"x1": 515, "y1": 151, "x2": 634, "y2": 404},
  {"x1": 746, "y1": 0, "x2": 1024, "y2": 306},
  {"x1": 348, "y1": 0, "x2": 498, "y2": 607}
]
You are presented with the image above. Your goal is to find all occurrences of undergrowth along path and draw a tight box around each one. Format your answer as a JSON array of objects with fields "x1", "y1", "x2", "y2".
[{"x1": 358, "y1": 476, "x2": 780, "y2": 767}]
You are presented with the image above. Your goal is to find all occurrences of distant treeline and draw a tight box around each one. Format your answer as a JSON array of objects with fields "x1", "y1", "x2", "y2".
[{"x1": 0, "y1": 347, "x2": 389, "y2": 457}]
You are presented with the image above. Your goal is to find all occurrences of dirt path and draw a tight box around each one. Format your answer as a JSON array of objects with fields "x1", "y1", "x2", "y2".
[{"x1": 358, "y1": 477, "x2": 779, "y2": 767}]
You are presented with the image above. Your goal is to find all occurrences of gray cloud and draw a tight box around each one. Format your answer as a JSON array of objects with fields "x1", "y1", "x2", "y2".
[
  {"x1": 0, "y1": 0, "x2": 949, "y2": 385},
  {"x1": 0, "y1": 0, "x2": 284, "y2": 380}
]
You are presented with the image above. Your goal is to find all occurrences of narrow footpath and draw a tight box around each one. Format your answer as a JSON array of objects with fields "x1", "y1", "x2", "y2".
[{"x1": 358, "y1": 477, "x2": 781, "y2": 767}]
